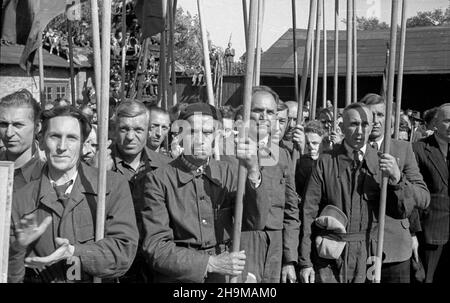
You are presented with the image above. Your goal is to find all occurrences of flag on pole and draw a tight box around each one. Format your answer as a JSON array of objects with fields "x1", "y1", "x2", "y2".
[
  {"x1": 135, "y1": 0, "x2": 166, "y2": 39},
  {"x1": 0, "y1": 0, "x2": 82, "y2": 73}
]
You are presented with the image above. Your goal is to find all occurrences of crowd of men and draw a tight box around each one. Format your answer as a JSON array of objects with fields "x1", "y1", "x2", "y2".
[{"x1": 1, "y1": 86, "x2": 449, "y2": 284}]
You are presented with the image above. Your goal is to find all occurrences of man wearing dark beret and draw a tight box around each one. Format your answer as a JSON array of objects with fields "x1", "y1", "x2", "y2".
[{"x1": 142, "y1": 102, "x2": 267, "y2": 282}]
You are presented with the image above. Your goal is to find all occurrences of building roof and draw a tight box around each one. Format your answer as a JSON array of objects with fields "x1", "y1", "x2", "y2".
[
  {"x1": 0, "y1": 44, "x2": 91, "y2": 68},
  {"x1": 261, "y1": 26, "x2": 450, "y2": 77}
]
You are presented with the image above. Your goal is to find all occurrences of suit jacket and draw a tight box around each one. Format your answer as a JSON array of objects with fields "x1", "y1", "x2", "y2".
[
  {"x1": 380, "y1": 139, "x2": 430, "y2": 263},
  {"x1": 300, "y1": 143, "x2": 418, "y2": 282},
  {"x1": 413, "y1": 135, "x2": 450, "y2": 245},
  {"x1": 8, "y1": 163, "x2": 139, "y2": 283}
]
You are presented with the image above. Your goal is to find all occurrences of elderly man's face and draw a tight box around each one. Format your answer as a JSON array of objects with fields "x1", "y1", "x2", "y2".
[
  {"x1": 305, "y1": 132, "x2": 323, "y2": 160},
  {"x1": 43, "y1": 116, "x2": 82, "y2": 174},
  {"x1": 343, "y1": 107, "x2": 373, "y2": 150},
  {"x1": 186, "y1": 114, "x2": 215, "y2": 161},
  {"x1": 318, "y1": 112, "x2": 333, "y2": 132},
  {"x1": 115, "y1": 113, "x2": 149, "y2": 158},
  {"x1": 283, "y1": 101, "x2": 298, "y2": 140},
  {"x1": 82, "y1": 127, "x2": 98, "y2": 162},
  {"x1": 148, "y1": 111, "x2": 170, "y2": 151},
  {"x1": 272, "y1": 109, "x2": 288, "y2": 143},
  {"x1": 250, "y1": 92, "x2": 277, "y2": 140},
  {"x1": 0, "y1": 105, "x2": 36, "y2": 157},
  {"x1": 434, "y1": 106, "x2": 450, "y2": 143}
]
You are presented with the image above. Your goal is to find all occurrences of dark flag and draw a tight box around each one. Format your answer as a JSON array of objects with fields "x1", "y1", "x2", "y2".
[
  {"x1": 1, "y1": 0, "x2": 68, "y2": 72},
  {"x1": 135, "y1": 0, "x2": 166, "y2": 39},
  {"x1": 380, "y1": 42, "x2": 390, "y2": 100}
]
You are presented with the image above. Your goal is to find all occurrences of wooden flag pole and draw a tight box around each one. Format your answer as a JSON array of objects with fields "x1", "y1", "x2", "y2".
[
  {"x1": 333, "y1": 0, "x2": 339, "y2": 131},
  {"x1": 374, "y1": 0, "x2": 399, "y2": 284},
  {"x1": 94, "y1": 0, "x2": 112, "y2": 284},
  {"x1": 38, "y1": 45, "x2": 46, "y2": 108},
  {"x1": 242, "y1": 0, "x2": 249, "y2": 49},
  {"x1": 254, "y1": 0, "x2": 264, "y2": 86},
  {"x1": 310, "y1": 31, "x2": 315, "y2": 108},
  {"x1": 322, "y1": 0, "x2": 327, "y2": 109},
  {"x1": 292, "y1": 0, "x2": 299, "y2": 104},
  {"x1": 169, "y1": 0, "x2": 177, "y2": 107},
  {"x1": 297, "y1": 0, "x2": 317, "y2": 125},
  {"x1": 345, "y1": 0, "x2": 352, "y2": 106},
  {"x1": 164, "y1": 0, "x2": 170, "y2": 109},
  {"x1": 67, "y1": 19, "x2": 76, "y2": 105},
  {"x1": 352, "y1": 0, "x2": 357, "y2": 103},
  {"x1": 120, "y1": 0, "x2": 127, "y2": 101},
  {"x1": 394, "y1": 0, "x2": 407, "y2": 140},
  {"x1": 197, "y1": 0, "x2": 215, "y2": 106},
  {"x1": 90, "y1": 0, "x2": 102, "y2": 117},
  {"x1": 230, "y1": 0, "x2": 258, "y2": 284},
  {"x1": 158, "y1": 0, "x2": 168, "y2": 107},
  {"x1": 311, "y1": 0, "x2": 321, "y2": 120}
]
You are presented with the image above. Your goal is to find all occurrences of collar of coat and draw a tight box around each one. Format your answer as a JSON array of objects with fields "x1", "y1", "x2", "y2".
[
  {"x1": 111, "y1": 143, "x2": 168, "y2": 172},
  {"x1": 175, "y1": 155, "x2": 222, "y2": 186},
  {"x1": 423, "y1": 134, "x2": 448, "y2": 185},
  {"x1": 0, "y1": 143, "x2": 44, "y2": 183},
  {"x1": 335, "y1": 142, "x2": 379, "y2": 177},
  {"x1": 36, "y1": 162, "x2": 108, "y2": 217}
]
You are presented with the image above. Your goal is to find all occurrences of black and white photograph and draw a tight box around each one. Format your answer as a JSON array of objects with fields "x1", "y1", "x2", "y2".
[{"x1": 0, "y1": 0, "x2": 449, "y2": 300}]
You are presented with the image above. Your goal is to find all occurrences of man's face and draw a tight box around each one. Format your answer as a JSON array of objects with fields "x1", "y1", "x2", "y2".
[
  {"x1": 343, "y1": 107, "x2": 373, "y2": 150},
  {"x1": 318, "y1": 112, "x2": 333, "y2": 132},
  {"x1": 367, "y1": 103, "x2": 386, "y2": 141},
  {"x1": 284, "y1": 102, "x2": 298, "y2": 140},
  {"x1": 0, "y1": 106, "x2": 36, "y2": 156},
  {"x1": 273, "y1": 109, "x2": 288, "y2": 143},
  {"x1": 305, "y1": 132, "x2": 323, "y2": 160},
  {"x1": 82, "y1": 127, "x2": 98, "y2": 162},
  {"x1": 115, "y1": 113, "x2": 149, "y2": 157},
  {"x1": 43, "y1": 116, "x2": 82, "y2": 173},
  {"x1": 148, "y1": 111, "x2": 170, "y2": 150},
  {"x1": 250, "y1": 92, "x2": 277, "y2": 140},
  {"x1": 434, "y1": 106, "x2": 450, "y2": 143},
  {"x1": 186, "y1": 114, "x2": 215, "y2": 161}
]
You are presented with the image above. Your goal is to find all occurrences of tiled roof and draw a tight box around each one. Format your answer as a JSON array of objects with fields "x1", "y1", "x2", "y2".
[{"x1": 261, "y1": 26, "x2": 450, "y2": 77}]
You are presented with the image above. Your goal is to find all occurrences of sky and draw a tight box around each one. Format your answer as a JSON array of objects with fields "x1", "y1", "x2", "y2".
[{"x1": 178, "y1": 0, "x2": 450, "y2": 57}]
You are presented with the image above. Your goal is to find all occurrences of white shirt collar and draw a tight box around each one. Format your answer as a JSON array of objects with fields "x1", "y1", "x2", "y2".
[
  {"x1": 370, "y1": 136, "x2": 384, "y2": 151},
  {"x1": 344, "y1": 141, "x2": 367, "y2": 161},
  {"x1": 49, "y1": 170, "x2": 78, "y2": 195}
]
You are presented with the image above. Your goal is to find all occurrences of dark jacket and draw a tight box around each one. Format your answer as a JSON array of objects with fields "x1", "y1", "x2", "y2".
[
  {"x1": 380, "y1": 139, "x2": 430, "y2": 263},
  {"x1": 300, "y1": 142, "x2": 419, "y2": 282},
  {"x1": 413, "y1": 135, "x2": 450, "y2": 245},
  {"x1": 8, "y1": 163, "x2": 139, "y2": 283},
  {"x1": 142, "y1": 156, "x2": 270, "y2": 283},
  {"x1": 0, "y1": 149, "x2": 44, "y2": 192}
]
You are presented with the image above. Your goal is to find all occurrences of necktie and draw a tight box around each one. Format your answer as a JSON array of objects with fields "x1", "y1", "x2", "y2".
[
  {"x1": 371, "y1": 141, "x2": 379, "y2": 151},
  {"x1": 53, "y1": 180, "x2": 73, "y2": 207},
  {"x1": 352, "y1": 150, "x2": 362, "y2": 171}
]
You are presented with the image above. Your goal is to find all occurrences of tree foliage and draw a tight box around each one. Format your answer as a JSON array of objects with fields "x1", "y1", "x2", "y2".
[
  {"x1": 406, "y1": 8, "x2": 450, "y2": 28},
  {"x1": 355, "y1": 16, "x2": 390, "y2": 31}
]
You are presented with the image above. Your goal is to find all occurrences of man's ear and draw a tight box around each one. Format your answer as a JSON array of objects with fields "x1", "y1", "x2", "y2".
[{"x1": 35, "y1": 121, "x2": 42, "y2": 135}]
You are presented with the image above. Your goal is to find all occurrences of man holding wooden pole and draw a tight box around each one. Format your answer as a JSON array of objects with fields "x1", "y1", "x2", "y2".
[{"x1": 299, "y1": 102, "x2": 417, "y2": 283}]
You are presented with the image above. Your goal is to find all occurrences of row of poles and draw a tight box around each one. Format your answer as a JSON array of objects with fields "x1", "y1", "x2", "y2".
[
  {"x1": 291, "y1": 0, "x2": 409, "y2": 283},
  {"x1": 34, "y1": 0, "x2": 408, "y2": 283}
]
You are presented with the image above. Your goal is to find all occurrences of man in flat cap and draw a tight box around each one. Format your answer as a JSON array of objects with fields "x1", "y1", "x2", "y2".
[{"x1": 142, "y1": 102, "x2": 267, "y2": 283}]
